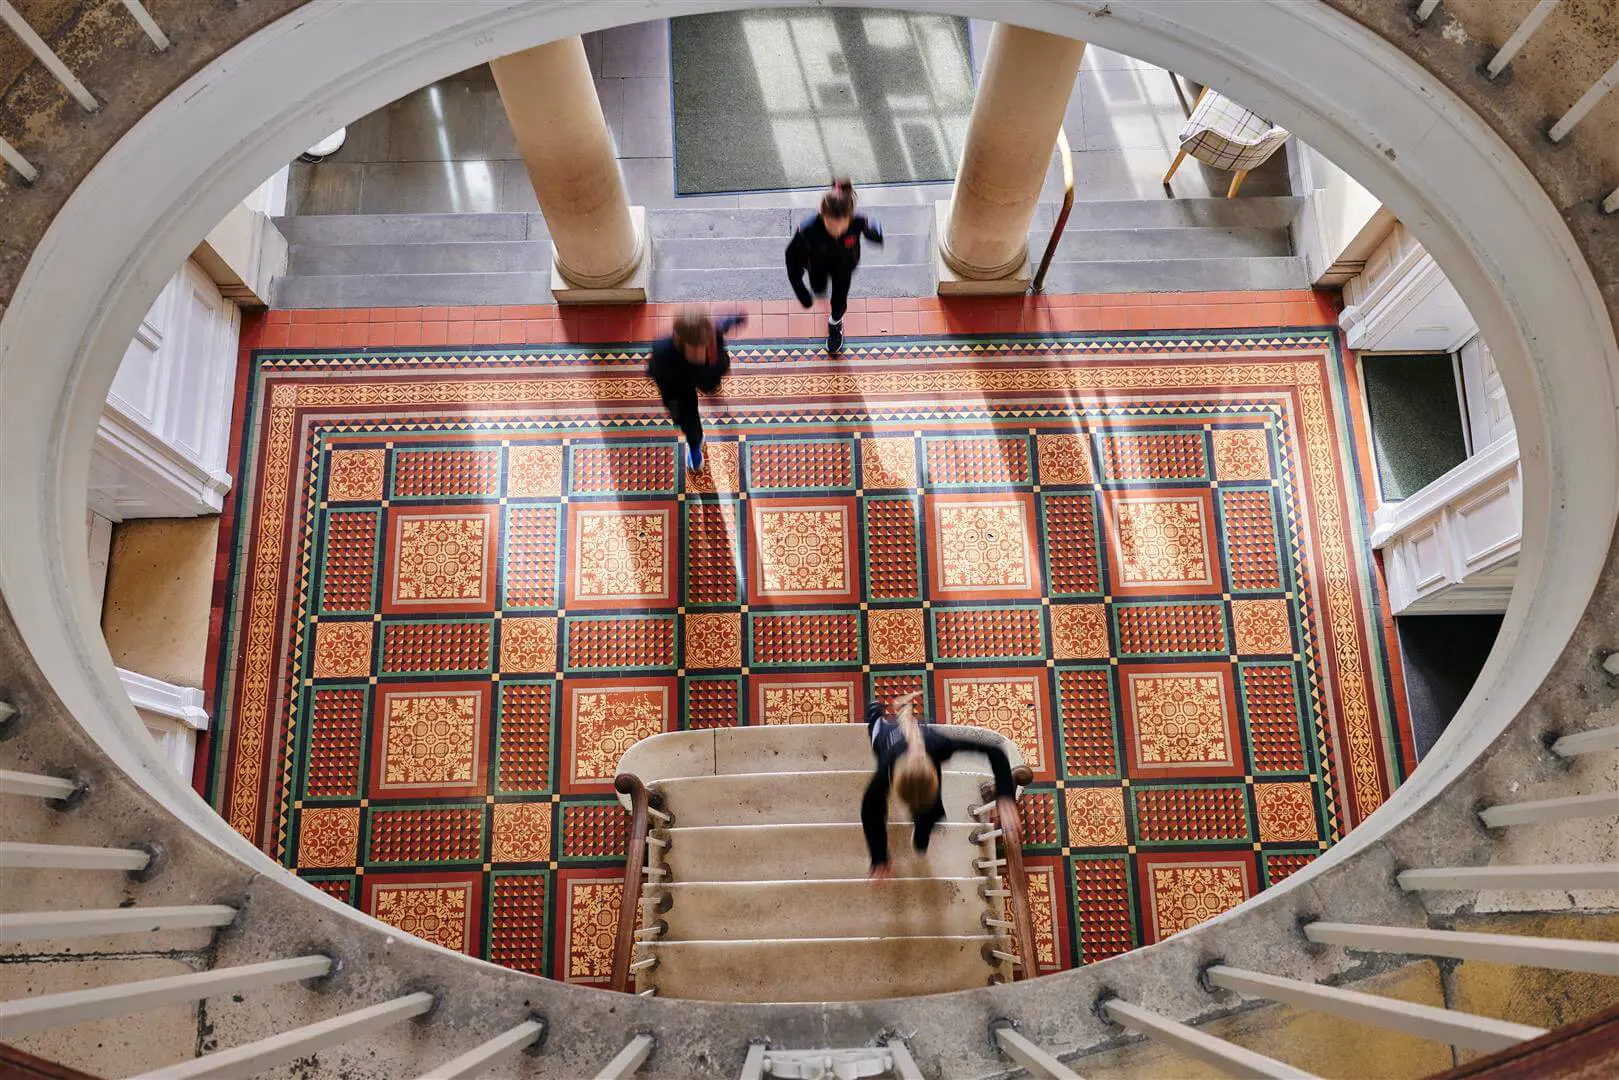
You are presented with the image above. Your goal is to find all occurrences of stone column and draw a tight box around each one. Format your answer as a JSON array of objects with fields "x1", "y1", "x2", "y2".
[
  {"x1": 937, "y1": 25, "x2": 1085, "y2": 293},
  {"x1": 491, "y1": 37, "x2": 647, "y2": 302}
]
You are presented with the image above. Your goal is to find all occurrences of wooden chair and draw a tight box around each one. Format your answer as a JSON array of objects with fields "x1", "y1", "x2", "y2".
[{"x1": 1163, "y1": 86, "x2": 1290, "y2": 198}]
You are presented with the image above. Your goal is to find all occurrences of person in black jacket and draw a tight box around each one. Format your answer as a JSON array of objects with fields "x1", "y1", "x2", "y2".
[
  {"x1": 861, "y1": 692, "x2": 1021, "y2": 880},
  {"x1": 785, "y1": 178, "x2": 884, "y2": 354},
  {"x1": 647, "y1": 308, "x2": 746, "y2": 472}
]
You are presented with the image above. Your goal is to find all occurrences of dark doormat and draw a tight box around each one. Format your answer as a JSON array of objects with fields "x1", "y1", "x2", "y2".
[
  {"x1": 671, "y1": 8, "x2": 973, "y2": 195},
  {"x1": 1360, "y1": 353, "x2": 1469, "y2": 501}
]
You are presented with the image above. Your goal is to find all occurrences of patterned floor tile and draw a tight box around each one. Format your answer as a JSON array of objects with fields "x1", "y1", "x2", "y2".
[
  {"x1": 1137, "y1": 851, "x2": 1257, "y2": 945},
  {"x1": 1117, "y1": 665, "x2": 1243, "y2": 780},
  {"x1": 751, "y1": 672, "x2": 863, "y2": 726},
  {"x1": 925, "y1": 493, "x2": 1042, "y2": 601},
  {"x1": 564, "y1": 503, "x2": 677, "y2": 611},
  {"x1": 746, "y1": 438, "x2": 854, "y2": 491},
  {"x1": 363, "y1": 872, "x2": 483, "y2": 956},
  {"x1": 747, "y1": 497, "x2": 859, "y2": 607},
  {"x1": 1100, "y1": 489, "x2": 1222, "y2": 597},
  {"x1": 392, "y1": 447, "x2": 501, "y2": 499},
  {"x1": 382, "y1": 507, "x2": 500, "y2": 615},
  {"x1": 923, "y1": 435, "x2": 1030, "y2": 487},
  {"x1": 214, "y1": 321, "x2": 1412, "y2": 984},
  {"x1": 367, "y1": 683, "x2": 491, "y2": 799}
]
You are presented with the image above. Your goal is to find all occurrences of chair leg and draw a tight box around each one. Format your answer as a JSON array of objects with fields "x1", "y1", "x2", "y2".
[
  {"x1": 1227, "y1": 169, "x2": 1249, "y2": 198},
  {"x1": 1163, "y1": 149, "x2": 1188, "y2": 186}
]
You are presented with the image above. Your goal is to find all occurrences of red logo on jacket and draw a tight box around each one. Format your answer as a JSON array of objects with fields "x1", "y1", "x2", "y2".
[{"x1": 843, "y1": 235, "x2": 856, "y2": 248}]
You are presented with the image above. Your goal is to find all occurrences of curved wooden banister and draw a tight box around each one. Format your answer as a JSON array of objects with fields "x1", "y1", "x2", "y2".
[
  {"x1": 611, "y1": 773, "x2": 650, "y2": 994},
  {"x1": 982, "y1": 766, "x2": 1038, "y2": 980}
]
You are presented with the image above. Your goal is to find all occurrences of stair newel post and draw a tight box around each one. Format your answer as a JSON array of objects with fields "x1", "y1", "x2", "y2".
[
  {"x1": 612, "y1": 773, "x2": 650, "y2": 994},
  {"x1": 982, "y1": 767, "x2": 1038, "y2": 980}
]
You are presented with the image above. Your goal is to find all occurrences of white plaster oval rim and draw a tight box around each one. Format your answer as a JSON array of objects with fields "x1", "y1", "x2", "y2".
[{"x1": 0, "y1": 0, "x2": 1614, "y2": 995}]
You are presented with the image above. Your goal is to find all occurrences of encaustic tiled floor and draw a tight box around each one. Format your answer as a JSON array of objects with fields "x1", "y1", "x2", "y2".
[{"x1": 204, "y1": 290, "x2": 1414, "y2": 988}]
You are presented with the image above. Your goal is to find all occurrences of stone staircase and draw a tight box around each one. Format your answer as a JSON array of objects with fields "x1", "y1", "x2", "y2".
[
  {"x1": 271, "y1": 196, "x2": 1307, "y2": 309},
  {"x1": 614, "y1": 725, "x2": 1026, "y2": 1003}
]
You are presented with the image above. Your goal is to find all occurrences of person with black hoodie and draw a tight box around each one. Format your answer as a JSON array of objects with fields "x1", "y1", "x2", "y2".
[
  {"x1": 647, "y1": 307, "x2": 746, "y2": 472},
  {"x1": 861, "y1": 692, "x2": 1021, "y2": 880},
  {"x1": 785, "y1": 178, "x2": 884, "y2": 354}
]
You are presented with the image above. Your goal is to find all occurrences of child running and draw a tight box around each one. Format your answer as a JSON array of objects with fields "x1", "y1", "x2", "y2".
[
  {"x1": 862, "y1": 691, "x2": 1021, "y2": 880},
  {"x1": 647, "y1": 307, "x2": 746, "y2": 472},
  {"x1": 785, "y1": 178, "x2": 884, "y2": 354}
]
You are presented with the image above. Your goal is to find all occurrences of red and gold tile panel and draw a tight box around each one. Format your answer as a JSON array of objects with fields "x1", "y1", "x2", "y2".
[{"x1": 211, "y1": 298, "x2": 1410, "y2": 982}]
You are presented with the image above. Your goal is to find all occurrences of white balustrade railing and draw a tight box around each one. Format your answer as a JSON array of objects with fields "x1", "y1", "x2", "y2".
[
  {"x1": 1398, "y1": 864, "x2": 1618, "y2": 892},
  {"x1": 1206, "y1": 966, "x2": 1547, "y2": 1053},
  {"x1": 1303, "y1": 922, "x2": 1619, "y2": 976},
  {"x1": 1101, "y1": 998, "x2": 1318, "y2": 1079},
  {"x1": 0, "y1": 955, "x2": 333, "y2": 1035},
  {"x1": 411, "y1": 1017, "x2": 546, "y2": 1080},
  {"x1": 992, "y1": 1025, "x2": 1082, "y2": 1080},
  {"x1": 0, "y1": 1, "x2": 97, "y2": 109},
  {"x1": 132, "y1": 992, "x2": 437, "y2": 1080},
  {"x1": 1486, "y1": 0, "x2": 1560, "y2": 79}
]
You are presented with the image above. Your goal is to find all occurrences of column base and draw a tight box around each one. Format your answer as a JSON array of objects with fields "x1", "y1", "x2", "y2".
[
  {"x1": 550, "y1": 205, "x2": 650, "y2": 304},
  {"x1": 933, "y1": 202, "x2": 1031, "y2": 296}
]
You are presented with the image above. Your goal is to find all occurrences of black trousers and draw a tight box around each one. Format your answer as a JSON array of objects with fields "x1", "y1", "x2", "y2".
[
  {"x1": 809, "y1": 264, "x2": 854, "y2": 322},
  {"x1": 663, "y1": 391, "x2": 703, "y2": 451}
]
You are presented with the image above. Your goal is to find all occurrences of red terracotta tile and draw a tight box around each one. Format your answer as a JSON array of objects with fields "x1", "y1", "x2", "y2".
[
  {"x1": 918, "y1": 311, "x2": 947, "y2": 335},
  {"x1": 763, "y1": 314, "x2": 791, "y2": 338},
  {"x1": 445, "y1": 322, "x2": 475, "y2": 345},
  {"x1": 890, "y1": 311, "x2": 919, "y2": 335},
  {"x1": 259, "y1": 323, "x2": 290, "y2": 348},
  {"x1": 418, "y1": 306, "x2": 448, "y2": 322},
  {"x1": 392, "y1": 322, "x2": 423, "y2": 347},
  {"x1": 891, "y1": 297, "x2": 919, "y2": 312},
  {"x1": 497, "y1": 320, "x2": 524, "y2": 342},
  {"x1": 472, "y1": 305, "x2": 501, "y2": 320},
  {"x1": 366, "y1": 323, "x2": 396, "y2": 346},
  {"x1": 788, "y1": 313, "x2": 819, "y2": 338},
  {"x1": 762, "y1": 299, "x2": 793, "y2": 316},
  {"x1": 523, "y1": 319, "x2": 551, "y2": 343},
  {"x1": 313, "y1": 325, "x2": 345, "y2": 348},
  {"x1": 419, "y1": 322, "x2": 448, "y2": 346},
  {"x1": 313, "y1": 309, "x2": 344, "y2": 324},
  {"x1": 472, "y1": 321, "x2": 503, "y2": 345},
  {"x1": 446, "y1": 306, "x2": 477, "y2": 323},
  {"x1": 267, "y1": 310, "x2": 291, "y2": 326},
  {"x1": 287, "y1": 324, "x2": 318, "y2": 348},
  {"x1": 863, "y1": 296, "x2": 892, "y2": 313}
]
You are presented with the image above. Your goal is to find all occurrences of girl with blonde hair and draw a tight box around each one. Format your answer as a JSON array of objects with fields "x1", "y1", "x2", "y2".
[{"x1": 861, "y1": 691, "x2": 1021, "y2": 879}]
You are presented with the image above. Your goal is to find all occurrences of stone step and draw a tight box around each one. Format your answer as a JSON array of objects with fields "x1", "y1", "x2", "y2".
[
  {"x1": 274, "y1": 212, "x2": 545, "y2": 246},
  {"x1": 647, "y1": 935, "x2": 998, "y2": 1002},
  {"x1": 655, "y1": 770, "x2": 988, "y2": 828},
  {"x1": 272, "y1": 271, "x2": 553, "y2": 309},
  {"x1": 1043, "y1": 226, "x2": 1291, "y2": 260},
  {"x1": 650, "y1": 263, "x2": 936, "y2": 303},
  {"x1": 288, "y1": 240, "x2": 552, "y2": 277},
  {"x1": 617, "y1": 724, "x2": 1021, "y2": 783},
  {"x1": 1036, "y1": 255, "x2": 1309, "y2": 293},
  {"x1": 659, "y1": 878, "x2": 990, "y2": 940},
  {"x1": 662, "y1": 824, "x2": 981, "y2": 882},
  {"x1": 654, "y1": 232, "x2": 934, "y2": 270},
  {"x1": 1040, "y1": 195, "x2": 1303, "y2": 232}
]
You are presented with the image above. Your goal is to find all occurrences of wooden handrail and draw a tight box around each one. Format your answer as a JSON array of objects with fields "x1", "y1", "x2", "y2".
[
  {"x1": 981, "y1": 766, "x2": 1037, "y2": 979},
  {"x1": 610, "y1": 773, "x2": 650, "y2": 994},
  {"x1": 1031, "y1": 126, "x2": 1073, "y2": 293}
]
